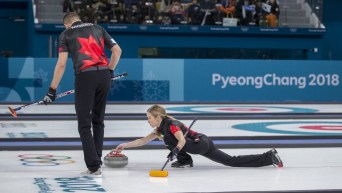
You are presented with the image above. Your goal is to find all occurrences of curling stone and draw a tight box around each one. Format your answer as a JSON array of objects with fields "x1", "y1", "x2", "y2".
[{"x1": 104, "y1": 153, "x2": 128, "y2": 168}]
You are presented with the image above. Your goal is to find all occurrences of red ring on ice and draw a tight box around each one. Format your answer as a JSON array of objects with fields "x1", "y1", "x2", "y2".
[
  {"x1": 300, "y1": 125, "x2": 342, "y2": 131},
  {"x1": 216, "y1": 108, "x2": 267, "y2": 112}
]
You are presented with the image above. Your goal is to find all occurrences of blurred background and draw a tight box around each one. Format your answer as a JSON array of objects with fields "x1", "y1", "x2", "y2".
[{"x1": 0, "y1": 0, "x2": 341, "y2": 103}]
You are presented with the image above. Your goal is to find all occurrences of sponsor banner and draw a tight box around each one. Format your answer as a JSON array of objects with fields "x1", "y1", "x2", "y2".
[
  {"x1": 184, "y1": 59, "x2": 342, "y2": 101},
  {"x1": 1, "y1": 58, "x2": 341, "y2": 102},
  {"x1": 34, "y1": 24, "x2": 326, "y2": 36}
]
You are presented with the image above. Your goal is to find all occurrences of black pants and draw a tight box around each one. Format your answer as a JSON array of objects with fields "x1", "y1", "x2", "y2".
[
  {"x1": 181, "y1": 134, "x2": 273, "y2": 167},
  {"x1": 75, "y1": 69, "x2": 111, "y2": 172}
]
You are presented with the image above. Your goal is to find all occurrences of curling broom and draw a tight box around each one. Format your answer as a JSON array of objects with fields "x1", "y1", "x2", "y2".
[
  {"x1": 149, "y1": 118, "x2": 197, "y2": 177},
  {"x1": 8, "y1": 72, "x2": 128, "y2": 117}
]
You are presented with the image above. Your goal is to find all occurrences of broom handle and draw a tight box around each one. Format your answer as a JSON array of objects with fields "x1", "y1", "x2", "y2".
[{"x1": 160, "y1": 118, "x2": 198, "y2": 171}]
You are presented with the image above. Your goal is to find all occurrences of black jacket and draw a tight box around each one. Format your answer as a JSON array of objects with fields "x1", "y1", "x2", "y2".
[{"x1": 158, "y1": 118, "x2": 199, "y2": 149}]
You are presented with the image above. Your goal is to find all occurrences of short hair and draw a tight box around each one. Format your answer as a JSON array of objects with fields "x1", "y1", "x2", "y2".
[{"x1": 63, "y1": 12, "x2": 80, "y2": 24}]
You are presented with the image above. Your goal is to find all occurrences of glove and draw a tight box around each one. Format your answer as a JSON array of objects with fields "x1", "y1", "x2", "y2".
[
  {"x1": 193, "y1": 134, "x2": 202, "y2": 143},
  {"x1": 43, "y1": 87, "x2": 57, "y2": 105},
  {"x1": 167, "y1": 146, "x2": 180, "y2": 161}
]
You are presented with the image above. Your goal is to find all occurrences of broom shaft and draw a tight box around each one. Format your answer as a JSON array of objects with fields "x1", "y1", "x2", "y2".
[{"x1": 160, "y1": 118, "x2": 198, "y2": 171}]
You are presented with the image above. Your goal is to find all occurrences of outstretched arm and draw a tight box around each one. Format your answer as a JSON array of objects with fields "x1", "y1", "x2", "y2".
[{"x1": 114, "y1": 132, "x2": 157, "y2": 153}]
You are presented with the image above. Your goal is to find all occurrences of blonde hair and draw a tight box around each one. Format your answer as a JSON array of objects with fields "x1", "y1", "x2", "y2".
[{"x1": 147, "y1": 105, "x2": 176, "y2": 139}]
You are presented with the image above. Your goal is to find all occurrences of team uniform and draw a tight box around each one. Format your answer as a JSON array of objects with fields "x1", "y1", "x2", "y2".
[
  {"x1": 158, "y1": 118, "x2": 283, "y2": 168},
  {"x1": 59, "y1": 21, "x2": 117, "y2": 172}
]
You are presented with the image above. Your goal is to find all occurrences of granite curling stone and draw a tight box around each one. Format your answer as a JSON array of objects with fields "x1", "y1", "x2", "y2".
[{"x1": 104, "y1": 153, "x2": 128, "y2": 168}]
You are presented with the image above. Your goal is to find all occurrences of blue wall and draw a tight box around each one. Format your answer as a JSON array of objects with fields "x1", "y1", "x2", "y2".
[
  {"x1": 322, "y1": 0, "x2": 342, "y2": 60},
  {"x1": 2, "y1": 0, "x2": 341, "y2": 60},
  {"x1": 0, "y1": 0, "x2": 342, "y2": 103},
  {"x1": 1, "y1": 58, "x2": 341, "y2": 103},
  {"x1": 0, "y1": 0, "x2": 32, "y2": 57},
  {"x1": 33, "y1": 23, "x2": 325, "y2": 60}
]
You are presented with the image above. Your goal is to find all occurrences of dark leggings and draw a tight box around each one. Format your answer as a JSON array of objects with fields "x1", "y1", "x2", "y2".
[
  {"x1": 75, "y1": 69, "x2": 111, "y2": 172},
  {"x1": 181, "y1": 135, "x2": 273, "y2": 167}
]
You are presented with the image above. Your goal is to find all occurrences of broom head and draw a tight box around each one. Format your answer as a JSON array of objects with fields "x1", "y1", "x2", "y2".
[
  {"x1": 149, "y1": 170, "x2": 168, "y2": 177},
  {"x1": 8, "y1": 107, "x2": 17, "y2": 117}
]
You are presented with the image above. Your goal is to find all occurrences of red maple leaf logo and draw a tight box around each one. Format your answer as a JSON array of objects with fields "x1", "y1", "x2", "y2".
[{"x1": 78, "y1": 35, "x2": 108, "y2": 67}]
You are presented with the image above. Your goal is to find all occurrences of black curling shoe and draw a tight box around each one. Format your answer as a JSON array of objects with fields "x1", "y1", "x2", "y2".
[{"x1": 171, "y1": 161, "x2": 194, "y2": 168}]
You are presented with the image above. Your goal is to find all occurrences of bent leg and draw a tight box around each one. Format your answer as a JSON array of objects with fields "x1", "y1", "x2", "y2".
[{"x1": 176, "y1": 150, "x2": 193, "y2": 164}]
